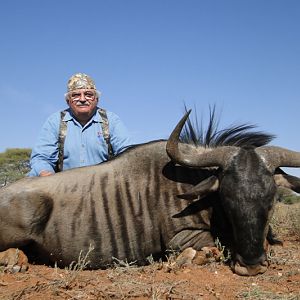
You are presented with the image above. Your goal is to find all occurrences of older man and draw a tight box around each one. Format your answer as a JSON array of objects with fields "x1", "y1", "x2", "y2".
[{"x1": 29, "y1": 73, "x2": 132, "y2": 177}]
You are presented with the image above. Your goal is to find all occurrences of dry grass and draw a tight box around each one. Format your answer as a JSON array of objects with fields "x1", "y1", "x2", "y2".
[
  {"x1": 271, "y1": 202, "x2": 300, "y2": 240},
  {"x1": 236, "y1": 286, "x2": 299, "y2": 299}
]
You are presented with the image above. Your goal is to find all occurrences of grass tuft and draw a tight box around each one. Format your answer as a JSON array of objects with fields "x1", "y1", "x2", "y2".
[{"x1": 271, "y1": 202, "x2": 300, "y2": 240}]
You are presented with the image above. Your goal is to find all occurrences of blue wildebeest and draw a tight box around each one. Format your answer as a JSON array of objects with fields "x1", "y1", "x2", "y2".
[{"x1": 1, "y1": 110, "x2": 300, "y2": 276}]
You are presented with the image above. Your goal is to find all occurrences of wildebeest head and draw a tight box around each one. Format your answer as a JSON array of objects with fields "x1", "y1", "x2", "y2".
[{"x1": 166, "y1": 110, "x2": 300, "y2": 276}]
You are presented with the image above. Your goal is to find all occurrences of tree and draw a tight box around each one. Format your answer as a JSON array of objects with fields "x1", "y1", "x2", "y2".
[{"x1": 0, "y1": 148, "x2": 31, "y2": 187}]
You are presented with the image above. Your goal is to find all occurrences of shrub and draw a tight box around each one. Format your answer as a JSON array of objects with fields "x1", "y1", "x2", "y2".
[
  {"x1": 277, "y1": 186, "x2": 300, "y2": 204},
  {"x1": 0, "y1": 148, "x2": 31, "y2": 186}
]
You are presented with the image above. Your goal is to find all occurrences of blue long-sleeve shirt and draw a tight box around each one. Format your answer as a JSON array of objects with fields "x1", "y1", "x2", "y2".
[{"x1": 28, "y1": 108, "x2": 132, "y2": 176}]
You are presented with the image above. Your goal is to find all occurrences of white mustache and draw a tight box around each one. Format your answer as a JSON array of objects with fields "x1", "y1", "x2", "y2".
[{"x1": 74, "y1": 100, "x2": 90, "y2": 106}]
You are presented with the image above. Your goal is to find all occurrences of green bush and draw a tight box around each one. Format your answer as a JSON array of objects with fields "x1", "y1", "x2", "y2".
[
  {"x1": 281, "y1": 194, "x2": 300, "y2": 204},
  {"x1": 277, "y1": 186, "x2": 300, "y2": 204},
  {"x1": 0, "y1": 148, "x2": 31, "y2": 186}
]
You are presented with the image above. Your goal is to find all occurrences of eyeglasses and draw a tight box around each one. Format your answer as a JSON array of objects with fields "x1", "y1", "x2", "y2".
[{"x1": 69, "y1": 89, "x2": 96, "y2": 102}]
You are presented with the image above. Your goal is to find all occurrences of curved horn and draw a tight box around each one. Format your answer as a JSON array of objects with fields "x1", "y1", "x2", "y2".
[
  {"x1": 166, "y1": 110, "x2": 238, "y2": 169},
  {"x1": 256, "y1": 146, "x2": 300, "y2": 172}
]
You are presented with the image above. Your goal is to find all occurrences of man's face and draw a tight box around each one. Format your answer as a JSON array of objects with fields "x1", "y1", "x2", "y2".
[{"x1": 66, "y1": 89, "x2": 98, "y2": 122}]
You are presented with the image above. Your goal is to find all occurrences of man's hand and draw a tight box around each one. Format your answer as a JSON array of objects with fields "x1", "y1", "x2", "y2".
[{"x1": 39, "y1": 170, "x2": 54, "y2": 177}]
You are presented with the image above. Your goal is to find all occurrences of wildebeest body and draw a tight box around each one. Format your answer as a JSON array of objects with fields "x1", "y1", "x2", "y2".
[
  {"x1": 2, "y1": 109, "x2": 300, "y2": 276},
  {"x1": 0, "y1": 141, "x2": 214, "y2": 268}
]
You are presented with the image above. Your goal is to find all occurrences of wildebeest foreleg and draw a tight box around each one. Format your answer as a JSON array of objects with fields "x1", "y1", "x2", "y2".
[{"x1": 168, "y1": 229, "x2": 214, "y2": 251}]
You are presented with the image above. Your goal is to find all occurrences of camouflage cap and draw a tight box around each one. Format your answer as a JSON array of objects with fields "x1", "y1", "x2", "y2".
[{"x1": 67, "y1": 73, "x2": 96, "y2": 92}]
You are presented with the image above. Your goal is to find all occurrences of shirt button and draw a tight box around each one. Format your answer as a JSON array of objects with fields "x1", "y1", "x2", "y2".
[{"x1": 82, "y1": 144, "x2": 85, "y2": 148}]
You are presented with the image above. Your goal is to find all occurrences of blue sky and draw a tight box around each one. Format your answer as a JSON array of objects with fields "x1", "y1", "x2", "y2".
[{"x1": 1, "y1": 1, "x2": 300, "y2": 174}]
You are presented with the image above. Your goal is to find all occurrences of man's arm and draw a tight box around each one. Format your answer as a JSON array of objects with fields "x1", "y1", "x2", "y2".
[{"x1": 28, "y1": 113, "x2": 60, "y2": 176}]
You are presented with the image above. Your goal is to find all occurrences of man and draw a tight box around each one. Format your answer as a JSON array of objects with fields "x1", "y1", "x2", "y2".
[{"x1": 28, "y1": 73, "x2": 132, "y2": 177}]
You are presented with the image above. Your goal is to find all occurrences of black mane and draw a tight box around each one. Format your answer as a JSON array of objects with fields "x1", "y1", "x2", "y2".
[{"x1": 180, "y1": 106, "x2": 275, "y2": 148}]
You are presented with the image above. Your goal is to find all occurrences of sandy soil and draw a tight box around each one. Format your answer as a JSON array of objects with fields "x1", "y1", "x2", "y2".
[{"x1": 0, "y1": 205, "x2": 299, "y2": 300}]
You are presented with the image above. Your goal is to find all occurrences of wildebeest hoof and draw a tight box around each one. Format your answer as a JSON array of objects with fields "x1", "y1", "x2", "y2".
[
  {"x1": 192, "y1": 247, "x2": 221, "y2": 265},
  {"x1": 175, "y1": 247, "x2": 221, "y2": 268},
  {"x1": 0, "y1": 248, "x2": 29, "y2": 273},
  {"x1": 175, "y1": 248, "x2": 197, "y2": 267}
]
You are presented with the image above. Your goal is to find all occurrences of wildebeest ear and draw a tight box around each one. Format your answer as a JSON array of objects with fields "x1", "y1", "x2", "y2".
[
  {"x1": 177, "y1": 175, "x2": 219, "y2": 200},
  {"x1": 173, "y1": 197, "x2": 213, "y2": 218},
  {"x1": 274, "y1": 173, "x2": 300, "y2": 193}
]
